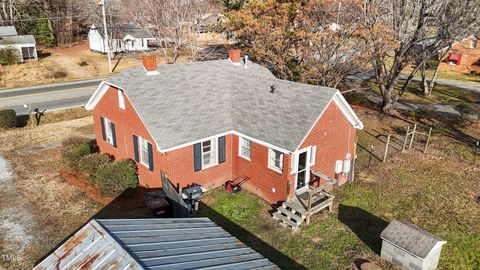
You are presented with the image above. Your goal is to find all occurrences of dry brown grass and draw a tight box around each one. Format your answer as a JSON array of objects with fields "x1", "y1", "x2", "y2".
[
  {"x1": 0, "y1": 112, "x2": 97, "y2": 269},
  {"x1": 1, "y1": 34, "x2": 229, "y2": 89}
]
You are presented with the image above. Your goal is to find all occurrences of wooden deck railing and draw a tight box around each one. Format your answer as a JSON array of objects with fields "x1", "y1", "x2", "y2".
[{"x1": 305, "y1": 170, "x2": 338, "y2": 225}]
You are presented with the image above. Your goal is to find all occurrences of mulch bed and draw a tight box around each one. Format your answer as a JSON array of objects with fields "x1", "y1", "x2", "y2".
[{"x1": 60, "y1": 169, "x2": 145, "y2": 210}]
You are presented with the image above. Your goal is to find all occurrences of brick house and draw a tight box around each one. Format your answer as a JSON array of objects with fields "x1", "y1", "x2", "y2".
[
  {"x1": 85, "y1": 51, "x2": 363, "y2": 204},
  {"x1": 438, "y1": 34, "x2": 480, "y2": 73}
]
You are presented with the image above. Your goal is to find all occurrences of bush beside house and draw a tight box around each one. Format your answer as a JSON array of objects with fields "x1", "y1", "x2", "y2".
[
  {"x1": 0, "y1": 48, "x2": 19, "y2": 65},
  {"x1": 95, "y1": 159, "x2": 138, "y2": 196},
  {"x1": 63, "y1": 138, "x2": 139, "y2": 196},
  {"x1": 0, "y1": 109, "x2": 17, "y2": 128}
]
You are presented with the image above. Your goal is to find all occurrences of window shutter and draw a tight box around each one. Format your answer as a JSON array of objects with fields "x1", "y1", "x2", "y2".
[
  {"x1": 218, "y1": 136, "x2": 226, "y2": 164},
  {"x1": 100, "y1": 117, "x2": 106, "y2": 141},
  {"x1": 310, "y1": 145, "x2": 317, "y2": 166},
  {"x1": 111, "y1": 122, "x2": 117, "y2": 148},
  {"x1": 193, "y1": 143, "x2": 202, "y2": 172},
  {"x1": 147, "y1": 142, "x2": 154, "y2": 171},
  {"x1": 133, "y1": 135, "x2": 139, "y2": 162}
]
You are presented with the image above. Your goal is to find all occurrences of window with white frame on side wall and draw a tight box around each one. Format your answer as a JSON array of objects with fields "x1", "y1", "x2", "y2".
[
  {"x1": 239, "y1": 137, "x2": 252, "y2": 160},
  {"x1": 268, "y1": 148, "x2": 284, "y2": 173},
  {"x1": 100, "y1": 116, "x2": 117, "y2": 148}
]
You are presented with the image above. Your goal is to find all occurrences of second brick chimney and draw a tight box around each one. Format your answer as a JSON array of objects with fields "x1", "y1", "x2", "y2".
[
  {"x1": 142, "y1": 55, "x2": 158, "y2": 74},
  {"x1": 228, "y1": 49, "x2": 241, "y2": 65}
]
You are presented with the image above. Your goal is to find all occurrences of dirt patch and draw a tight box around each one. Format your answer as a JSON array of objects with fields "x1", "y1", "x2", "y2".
[
  {"x1": 60, "y1": 169, "x2": 145, "y2": 210},
  {"x1": 60, "y1": 170, "x2": 111, "y2": 205}
]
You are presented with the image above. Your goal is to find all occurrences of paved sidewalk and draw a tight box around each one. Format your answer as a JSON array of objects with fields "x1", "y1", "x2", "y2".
[
  {"x1": 367, "y1": 94, "x2": 462, "y2": 117},
  {"x1": 401, "y1": 75, "x2": 480, "y2": 93}
]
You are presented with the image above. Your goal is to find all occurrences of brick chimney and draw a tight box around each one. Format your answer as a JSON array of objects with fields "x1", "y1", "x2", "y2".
[
  {"x1": 142, "y1": 55, "x2": 158, "y2": 74},
  {"x1": 228, "y1": 49, "x2": 241, "y2": 65}
]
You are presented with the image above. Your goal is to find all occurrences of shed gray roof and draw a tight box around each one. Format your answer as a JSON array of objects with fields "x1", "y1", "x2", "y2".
[
  {"x1": 35, "y1": 218, "x2": 278, "y2": 270},
  {"x1": 0, "y1": 26, "x2": 17, "y2": 36},
  {"x1": 380, "y1": 220, "x2": 445, "y2": 259},
  {"x1": 105, "y1": 60, "x2": 338, "y2": 151},
  {"x1": 0, "y1": 34, "x2": 36, "y2": 45}
]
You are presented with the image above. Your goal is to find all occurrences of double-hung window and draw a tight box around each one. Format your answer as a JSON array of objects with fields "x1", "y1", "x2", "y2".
[
  {"x1": 194, "y1": 136, "x2": 226, "y2": 172},
  {"x1": 102, "y1": 117, "x2": 116, "y2": 147},
  {"x1": 201, "y1": 139, "x2": 217, "y2": 168},
  {"x1": 268, "y1": 148, "x2": 284, "y2": 173},
  {"x1": 133, "y1": 135, "x2": 154, "y2": 171},
  {"x1": 470, "y1": 40, "x2": 477, "y2": 49},
  {"x1": 139, "y1": 136, "x2": 150, "y2": 167},
  {"x1": 239, "y1": 137, "x2": 252, "y2": 160}
]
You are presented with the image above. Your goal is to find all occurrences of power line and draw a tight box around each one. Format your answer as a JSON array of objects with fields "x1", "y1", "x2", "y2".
[{"x1": 0, "y1": 14, "x2": 119, "y2": 23}]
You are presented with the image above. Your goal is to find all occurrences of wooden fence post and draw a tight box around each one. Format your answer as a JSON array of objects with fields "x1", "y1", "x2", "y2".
[
  {"x1": 423, "y1": 127, "x2": 432, "y2": 153},
  {"x1": 408, "y1": 123, "x2": 417, "y2": 150},
  {"x1": 306, "y1": 191, "x2": 313, "y2": 225},
  {"x1": 402, "y1": 125, "x2": 410, "y2": 152},
  {"x1": 383, "y1": 134, "x2": 391, "y2": 163},
  {"x1": 368, "y1": 144, "x2": 374, "y2": 167}
]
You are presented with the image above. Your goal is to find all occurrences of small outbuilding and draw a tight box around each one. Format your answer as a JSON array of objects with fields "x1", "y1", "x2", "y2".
[
  {"x1": 380, "y1": 220, "x2": 446, "y2": 270},
  {"x1": 34, "y1": 218, "x2": 278, "y2": 269},
  {"x1": 0, "y1": 26, "x2": 38, "y2": 62}
]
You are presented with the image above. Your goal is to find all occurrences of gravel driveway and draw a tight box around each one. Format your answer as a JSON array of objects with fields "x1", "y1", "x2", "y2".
[{"x1": 0, "y1": 155, "x2": 35, "y2": 267}]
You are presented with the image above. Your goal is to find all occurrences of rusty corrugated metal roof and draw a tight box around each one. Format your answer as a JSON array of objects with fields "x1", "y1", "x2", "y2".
[
  {"x1": 34, "y1": 219, "x2": 142, "y2": 270},
  {"x1": 35, "y1": 218, "x2": 278, "y2": 270}
]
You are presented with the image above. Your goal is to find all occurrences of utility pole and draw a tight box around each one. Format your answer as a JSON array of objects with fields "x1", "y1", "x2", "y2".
[{"x1": 99, "y1": 0, "x2": 112, "y2": 73}]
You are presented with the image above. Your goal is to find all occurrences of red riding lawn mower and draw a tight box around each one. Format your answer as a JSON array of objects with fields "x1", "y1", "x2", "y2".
[{"x1": 222, "y1": 177, "x2": 248, "y2": 193}]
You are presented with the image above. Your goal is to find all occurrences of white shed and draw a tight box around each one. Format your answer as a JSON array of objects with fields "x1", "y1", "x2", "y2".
[
  {"x1": 0, "y1": 26, "x2": 38, "y2": 62},
  {"x1": 380, "y1": 220, "x2": 446, "y2": 270},
  {"x1": 88, "y1": 24, "x2": 156, "y2": 54}
]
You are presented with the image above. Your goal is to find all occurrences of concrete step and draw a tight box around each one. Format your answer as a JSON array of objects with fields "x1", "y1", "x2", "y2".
[
  {"x1": 276, "y1": 207, "x2": 304, "y2": 224},
  {"x1": 272, "y1": 212, "x2": 299, "y2": 230}
]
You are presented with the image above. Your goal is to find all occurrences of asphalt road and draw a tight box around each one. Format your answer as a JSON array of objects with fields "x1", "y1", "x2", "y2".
[{"x1": 0, "y1": 79, "x2": 102, "y2": 114}]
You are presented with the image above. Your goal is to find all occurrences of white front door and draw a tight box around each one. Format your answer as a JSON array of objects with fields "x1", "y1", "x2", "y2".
[{"x1": 295, "y1": 148, "x2": 311, "y2": 194}]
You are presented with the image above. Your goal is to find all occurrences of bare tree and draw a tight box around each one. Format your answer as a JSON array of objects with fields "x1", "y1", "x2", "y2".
[
  {"x1": 299, "y1": 0, "x2": 372, "y2": 88},
  {"x1": 419, "y1": 1, "x2": 479, "y2": 96},
  {"x1": 122, "y1": 0, "x2": 218, "y2": 63},
  {"x1": 0, "y1": 0, "x2": 16, "y2": 24},
  {"x1": 364, "y1": 0, "x2": 480, "y2": 112}
]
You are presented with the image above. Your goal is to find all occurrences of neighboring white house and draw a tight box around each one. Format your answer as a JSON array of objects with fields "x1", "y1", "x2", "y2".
[
  {"x1": 0, "y1": 26, "x2": 38, "y2": 62},
  {"x1": 88, "y1": 24, "x2": 156, "y2": 54}
]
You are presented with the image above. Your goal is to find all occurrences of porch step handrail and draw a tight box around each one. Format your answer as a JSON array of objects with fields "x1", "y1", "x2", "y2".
[{"x1": 305, "y1": 170, "x2": 338, "y2": 225}]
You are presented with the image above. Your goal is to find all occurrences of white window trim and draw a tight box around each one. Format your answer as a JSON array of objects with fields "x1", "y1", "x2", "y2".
[
  {"x1": 201, "y1": 138, "x2": 218, "y2": 170},
  {"x1": 139, "y1": 136, "x2": 150, "y2": 167},
  {"x1": 118, "y1": 90, "x2": 125, "y2": 110},
  {"x1": 104, "y1": 118, "x2": 114, "y2": 145},
  {"x1": 268, "y1": 148, "x2": 284, "y2": 174},
  {"x1": 470, "y1": 40, "x2": 477, "y2": 49},
  {"x1": 238, "y1": 137, "x2": 252, "y2": 161}
]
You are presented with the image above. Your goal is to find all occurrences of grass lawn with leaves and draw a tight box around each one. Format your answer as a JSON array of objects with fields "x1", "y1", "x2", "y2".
[
  {"x1": 200, "y1": 109, "x2": 480, "y2": 270},
  {"x1": 370, "y1": 81, "x2": 480, "y2": 105}
]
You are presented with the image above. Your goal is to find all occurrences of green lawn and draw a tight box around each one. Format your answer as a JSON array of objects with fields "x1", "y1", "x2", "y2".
[
  {"x1": 370, "y1": 81, "x2": 480, "y2": 105},
  {"x1": 199, "y1": 110, "x2": 480, "y2": 270}
]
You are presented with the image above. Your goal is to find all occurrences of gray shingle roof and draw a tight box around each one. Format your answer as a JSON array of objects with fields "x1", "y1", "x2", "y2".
[
  {"x1": 106, "y1": 60, "x2": 337, "y2": 151},
  {"x1": 0, "y1": 34, "x2": 36, "y2": 45},
  {"x1": 380, "y1": 220, "x2": 445, "y2": 259},
  {"x1": 0, "y1": 26, "x2": 17, "y2": 36},
  {"x1": 35, "y1": 218, "x2": 278, "y2": 270}
]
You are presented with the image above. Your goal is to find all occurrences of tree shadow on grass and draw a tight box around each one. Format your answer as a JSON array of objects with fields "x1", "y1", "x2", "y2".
[{"x1": 338, "y1": 204, "x2": 389, "y2": 255}]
